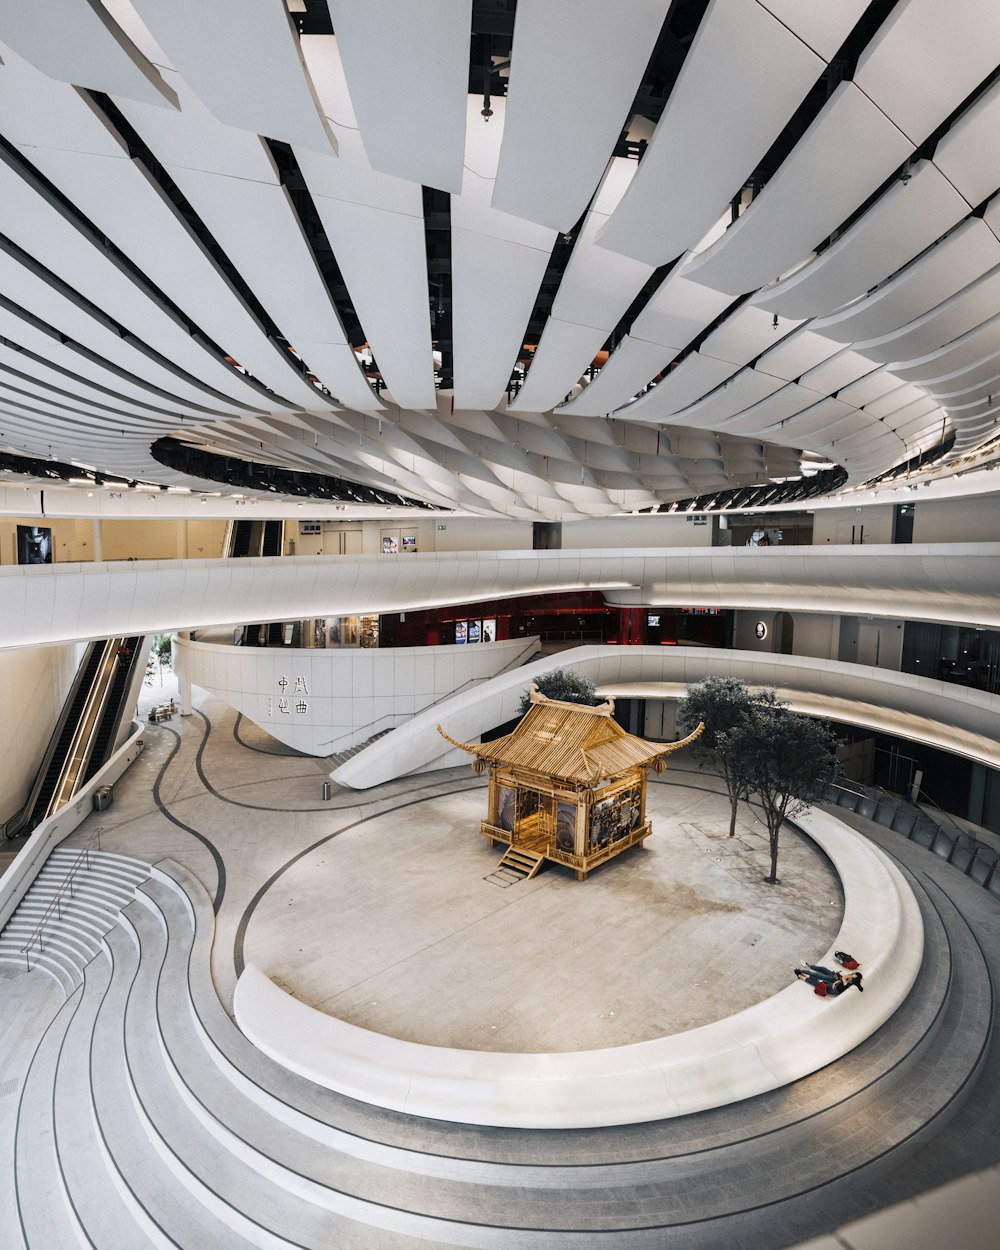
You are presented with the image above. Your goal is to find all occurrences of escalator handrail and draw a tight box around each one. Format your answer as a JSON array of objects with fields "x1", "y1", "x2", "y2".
[{"x1": 3, "y1": 641, "x2": 103, "y2": 839}]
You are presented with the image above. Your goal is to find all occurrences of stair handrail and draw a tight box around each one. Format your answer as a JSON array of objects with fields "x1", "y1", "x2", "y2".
[{"x1": 19, "y1": 825, "x2": 104, "y2": 973}]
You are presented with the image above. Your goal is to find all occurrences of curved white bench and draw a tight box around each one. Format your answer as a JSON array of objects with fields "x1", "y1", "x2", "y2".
[{"x1": 234, "y1": 808, "x2": 923, "y2": 1129}]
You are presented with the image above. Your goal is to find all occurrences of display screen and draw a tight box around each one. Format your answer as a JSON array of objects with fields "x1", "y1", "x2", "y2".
[
  {"x1": 17, "y1": 525, "x2": 52, "y2": 565},
  {"x1": 468, "y1": 620, "x2": 481, "y2": 644},
  {"x1": 482, "y1": 618, "x2": 496, "y2": 642},
  {"x1": 455, "y1": 620, "x2": 467, "y2": 644},
  {"x1": 401, "y1": 534, "x2": 417, "y2": 552}
]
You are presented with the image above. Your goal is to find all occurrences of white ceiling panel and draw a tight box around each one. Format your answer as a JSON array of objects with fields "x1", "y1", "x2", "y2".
[
  {"x1": 596, "y1": 0, "x2": 824, "y2": 267},
  {"x1": 701, "y1": 304, "x2": 805, "y2": 368},
  {"x1": 857, "y1": 266, "x2": 1000, "y2": 365},
  {"x1": 812, "y1": 219, "x2": 1000, "y2": 345},
  {"x1": 0, "y1": 0, "x2": 177, "y2": 108},
  {"x1": 297, "y1": 37, "x2": 424, "y2": 217},
  {"x1": 18, "y1": 147, "x2": 330, "y2": 410},
  {"x1": 557, "y1": 337, "x2": 680, "y2": 417},
  {"x1": 892, "y1": 313, "x2": 1000, "y2": 384},
  {"x1": 880, "y1": 396, "x2": 940, "y2": 429},
  {"x1": 305, "y1": 194, "x2": 435, "y2": 410},
  {"x1": 837, "y1": 369, "x2": 898, "y2": 408},
  {"x1": 0, "y1": 163, "x2": 272, "y2": 410},
  {"x1": 687, "y1": 83, "x2": 914, "y2": 296},
  {"x1": 754, "y1": 161, "x2": 969, "y2": 319},
  {"x1": 854, "y1": 0, "x2": 1000, "y2": 147},
  {"x1": 0, "y1": 250, "x2": 251, "y2": 417},
  {"x1": 716, "y1": 383, "x2": 829, "y2": 435},
  {"x1": 550, "y1": 165, "x2": 655, "y2": 331},
  {"x1": 152, "y1": 166, "x2": 380, "y2": 408},
  {"x1": 754, "y1": 327, "x2": 842, "y2": 382},
  {"x1": 508, "y1": 321, "x2": 608, "y2": 414},
  {"x1": 451, "y1": 229, "x2": 552, "y2": 410},
  {"x1": 0, "y1": 306, "x2": 189, "y2": 417},
  {"x1": 862, "y1": 383, "x2": 928, "y2": 420},
  {"x1": 934, "y1": 77, "x2": 1000, "y2": 208},
  {"x1": 0, "y1": 40, "x2": 137, "y2": 157},
  {"x1": 133, "y1": 0, "x2": 335, "y2": 154},
  {"x1": 664, "y1": 369, "x2": 785, "y2": 429},
  {"x1": 924, "y1": 355, "x2": 1000, "y2": 399},
  {"x1": 755, "y1": 0, "x2": 875, "y2": 60},
  {"x1": 765, "y1": 396, "x2": 856, "y2": 439},
  {"x1": 327, "y1": 0, "x2": 469, "y2": 192},
  {"x1": 112, "y1": 71, "x2": 279, "y2": 184},
  {"x1": 491, "y1": 0, "x2": 665, "y2": 232},
  {"x1": 616, "y1": 353, "x2": 738, "y2": 421},
  {"x1": 451, "y1": 96, "x2": 557, "y2": 410},
  {"x1": 630, "y1": 258, "x2": 736, "y2": 348},
  {"x1": 508, "y1": 162, "x2": 656, "y2": 412},
  {"x1": 798, "y1": 350, "x2": 881, "y2": 396}
]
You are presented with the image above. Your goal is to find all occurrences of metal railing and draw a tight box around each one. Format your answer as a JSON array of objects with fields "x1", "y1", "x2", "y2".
[{"x1": 19, "y1": 826, "x2": 102, "y2": 973}]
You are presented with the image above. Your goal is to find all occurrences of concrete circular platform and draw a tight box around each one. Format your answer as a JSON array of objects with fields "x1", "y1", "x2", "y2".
[{"x1": 243, "y1": 774, "x2": 844, "y2": 1052}]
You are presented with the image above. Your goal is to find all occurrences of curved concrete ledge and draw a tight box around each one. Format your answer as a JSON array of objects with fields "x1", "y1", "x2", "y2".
[
  {"x1": 234, "y1": 808, "x2": 923, "y2": 1129},
  {"x1": 331, "y1": 645, "x2": 1000, "y2": 789},
  {"x1": 1, "y1": 543, "x2": 998, "y2": 649}
]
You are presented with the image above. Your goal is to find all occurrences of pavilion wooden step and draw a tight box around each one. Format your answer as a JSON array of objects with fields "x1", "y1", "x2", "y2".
[{"x1": 492, "y1": 846, "x2": 545, "y2": 883}]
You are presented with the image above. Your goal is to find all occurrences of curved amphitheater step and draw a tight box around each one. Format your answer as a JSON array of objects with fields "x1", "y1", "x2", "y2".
[
  {"x1": 11, "y1": 845, "x2": 992, "y2": 1250},
  {"x1": 0, "y1": 849, "x2": 150, "y2": 998}
]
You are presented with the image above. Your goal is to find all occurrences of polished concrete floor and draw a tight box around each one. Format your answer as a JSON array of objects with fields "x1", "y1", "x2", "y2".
[
  {"x1": 244, "y1": 775, "x2": 841, "y2": 1051},
  {"x1": 69, "y1": 680, "x2": 841, "y2": 1048}
]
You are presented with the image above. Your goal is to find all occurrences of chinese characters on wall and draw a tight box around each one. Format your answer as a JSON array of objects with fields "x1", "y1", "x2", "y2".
[{"x1": 265, "y1": 675, "x2": 310, "y2": 716}]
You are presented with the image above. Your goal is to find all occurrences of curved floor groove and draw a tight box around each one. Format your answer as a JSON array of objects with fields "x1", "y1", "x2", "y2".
[{"x1": 35, "y1": 691, "x2": 999, "y2": 1249}]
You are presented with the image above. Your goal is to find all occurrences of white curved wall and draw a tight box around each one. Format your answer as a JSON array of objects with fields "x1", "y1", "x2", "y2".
[
  {"x1": 1, "y1": 543, "x2": 998, "y2": 650},
  {"x1": 331, "y1": 645, "x2": 1000, "y2": 789},
  {"x1": 174, "y1": 635, "x2": 538, "y2": 756},
  {"x1": 0, "y1": 641, "x2": 82, "y2": 825}
]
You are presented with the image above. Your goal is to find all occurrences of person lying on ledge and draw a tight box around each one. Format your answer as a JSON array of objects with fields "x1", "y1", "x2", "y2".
[{"x1": 794, "y1": 964, "x2": 864, "y2": 995}]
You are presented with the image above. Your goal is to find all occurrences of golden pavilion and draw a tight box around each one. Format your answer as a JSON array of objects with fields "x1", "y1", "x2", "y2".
[{"x1": 438, "y1": 685, "x2": 702, "y2": 880}]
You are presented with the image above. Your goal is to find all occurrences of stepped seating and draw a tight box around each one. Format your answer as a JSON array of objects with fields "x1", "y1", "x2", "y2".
[
  {"x1": 3, "y1": 843, "x2": 995, "y2": 1248},
  {"x1": 0, "y1": 848, "x2": 149, "y2": 997}
]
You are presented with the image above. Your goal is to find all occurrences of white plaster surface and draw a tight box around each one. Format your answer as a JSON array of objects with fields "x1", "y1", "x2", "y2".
[
  {"x1": 234, "y1": 807, "x2": 923, "y2": 1129},
  {"x1": 1, "y1": 545, "x2": 998, "y2": 651},
  {"x1": 173, "y1": 634, "x2": 537, "y2": 756},
  {"x1": 332, "y1": 644, "x2": 1000, "y2": 788}
]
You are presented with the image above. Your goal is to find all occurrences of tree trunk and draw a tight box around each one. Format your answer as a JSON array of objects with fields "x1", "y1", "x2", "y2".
[
  {"x1": 764, "y1": 819, "x2": 780, "y2": 883},
  {"x1": 728, "y1": 791, "x2": 739, "y2": 837}
]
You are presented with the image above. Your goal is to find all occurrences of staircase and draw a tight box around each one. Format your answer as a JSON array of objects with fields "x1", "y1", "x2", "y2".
[
  {"x1": 0, "y1": 847, "x2": 150, "y2": 998},
  {"x1": 487, "y1": 845, "x2": 545, "y2": 885},
  {"x1": 0, "y1": 849, "x2": 994, "y2": 1249}
]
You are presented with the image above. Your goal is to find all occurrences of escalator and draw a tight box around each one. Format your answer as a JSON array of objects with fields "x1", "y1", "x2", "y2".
[
  {"x1": 5, "y1": 635, "x2": 145, "y2": 838},
  {"x1": 225, "y1": 519, "x2": 284, "y2": 558}
]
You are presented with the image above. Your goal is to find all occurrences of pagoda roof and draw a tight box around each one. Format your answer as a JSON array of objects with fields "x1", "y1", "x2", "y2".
[{"x1": 438, "y1": 686, "x2": 703, "y2": 785}]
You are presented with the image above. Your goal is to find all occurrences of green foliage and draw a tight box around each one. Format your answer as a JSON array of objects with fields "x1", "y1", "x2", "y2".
[
  {"x1": 719, "y1": 706, "x2": 840, "y2": 883},
  {"x1": 153, "y1": 633, "x2": 173, "y2": 667},
  {"x1": 519, "y1": 668, "x2": 599, "y2": 714},
  {"x1": 678, "y1": 677, "x2": 784, "y2": 836}
]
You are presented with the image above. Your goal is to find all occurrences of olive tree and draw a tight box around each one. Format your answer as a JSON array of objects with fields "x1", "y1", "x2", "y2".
[
  {"x1": 719, "y1": 705, "x2": 840, "y2": 884},
  {"x1": 519, "y1": 668, "x2": 600, "y2": 714},
  {"x1": 677, "y1": 677, "x2": 782, "y2": 838}
]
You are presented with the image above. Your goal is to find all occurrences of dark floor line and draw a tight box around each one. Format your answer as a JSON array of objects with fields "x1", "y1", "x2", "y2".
[
  {"x1": 201, "y1": 707, "x2": 485, "y2": 812},
  {"x1": 232, "y1": 784, "x2": 486, "y2": 980},
  {"x1": 150, "y1": 724, "x2": 227, "y2": 915},
  {"x1": 232, "y1": 711, "x2": 311, "y2": 758}
]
